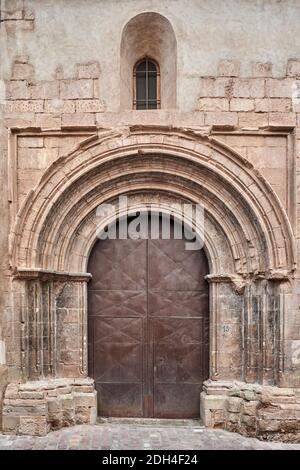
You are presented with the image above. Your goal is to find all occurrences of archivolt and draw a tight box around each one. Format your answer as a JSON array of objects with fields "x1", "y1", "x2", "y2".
[{"x1": 10, "y1": 126, "x2": 295, "y2": 278}]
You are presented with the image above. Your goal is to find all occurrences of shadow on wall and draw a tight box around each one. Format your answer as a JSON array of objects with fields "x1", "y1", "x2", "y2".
[{"x1": 120, "y1": 12, "x2": 177, "y2": 110}]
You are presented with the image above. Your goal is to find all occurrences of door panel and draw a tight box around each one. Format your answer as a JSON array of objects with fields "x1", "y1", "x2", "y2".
[
  {"x1": 148, "y1": 291, "x2": 208, "y2": 317},
  {"x1": 88, "y1": 217, "x2": 209, "y2": 418},
  {"x1": 93, "y1": 317, "x2": 144, "y2": 417},
  {"x1": 151, "y1": 317, "x2": 206, "y2": 418}
]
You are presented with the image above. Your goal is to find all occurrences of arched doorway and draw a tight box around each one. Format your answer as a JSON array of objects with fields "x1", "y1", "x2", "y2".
[{"x1": 88, "y1": 215, "x2": 209, "y2": 418}]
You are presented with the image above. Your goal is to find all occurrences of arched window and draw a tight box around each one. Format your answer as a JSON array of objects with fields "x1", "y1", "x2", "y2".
[{"x1": 133, "y1": 58, "x2": 160, "y2": 110}]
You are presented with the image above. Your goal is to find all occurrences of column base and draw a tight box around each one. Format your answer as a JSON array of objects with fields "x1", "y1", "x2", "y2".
[
  {"x1": 2, "y1": 377, "x2": 97, "y2": 436},
  {"x1": 201, "y1": 380, "x2": 300, "y2": 442}
]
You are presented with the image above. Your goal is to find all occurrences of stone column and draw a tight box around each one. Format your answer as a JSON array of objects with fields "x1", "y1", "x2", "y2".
[
  {"x1": 13, "y1": 270, "x2": 91, "y2": 381},
  {"x1": 206, "y1": 275, "x2": 244, "y2": 381},
  {"x1": 2, "y1": 269, "x2": 97, "y2": 436},
  {"x1": 244, "y1": 277, "x2": 286, "y2": 385}
]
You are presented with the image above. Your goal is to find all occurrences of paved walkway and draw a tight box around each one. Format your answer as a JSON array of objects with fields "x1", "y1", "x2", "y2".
[{"x1": 0, "y1": 420, "x2": 300, "y2": 450}]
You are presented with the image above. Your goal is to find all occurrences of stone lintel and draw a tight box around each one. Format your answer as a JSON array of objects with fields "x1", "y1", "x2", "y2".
[{"x1": 14, "y1": 267, "x2": 92, "y2": 282}]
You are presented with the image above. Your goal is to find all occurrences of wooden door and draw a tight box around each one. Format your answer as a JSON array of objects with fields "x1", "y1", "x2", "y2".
[{"x1": 88, "y1": 218, "x2": 209, "y2": 418}]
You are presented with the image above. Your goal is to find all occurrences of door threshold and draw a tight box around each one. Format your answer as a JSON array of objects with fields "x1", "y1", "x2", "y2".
[{"x1": 97, "y1": 417, "x2": 204, "y2": 427}]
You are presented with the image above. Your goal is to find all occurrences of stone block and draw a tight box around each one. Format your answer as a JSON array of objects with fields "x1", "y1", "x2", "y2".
[
  {"x1": 211, "y1": 409, "x2": 226, "y2": 425},
  {"x1": 280, "y1": 420, "x2": 300, "y2": 432},
  {"x1": 227, "y1": 411, "x2": 240, "y2": 424},
  {"x1": 76, "y1": 62, "x2": 100, "y2": 79},
  {"x1": 266, "y1": 79, "x2": 296, "y2": 98},
  {"x1": 254, "y1": 98, "x2": 291, "y2": 112},
  {"x1": 4, "y1": 116, "x2": 34, "y2": 128},
  {"x1": 246, "y1": 146, "x2": 285, "y2": 169},
  {"x1": 243, "y1": 400, "x2": 259, "y2": 416},
  {"x1": 62, "y1": 113, "x2": 95, "y2": 127},
  {"x1": 218, "y1": 60, "x2": 240, "y2": 77},
  {"x1": 242, "y1": 389, "x2": 258, "y2": 402},
  {"x1": 60, "y1": 79, "x2": 94, "y2": 99},
  {"x1": 45, "y1": 99, "x2": 75, "y2": 113},
  {"x1": 1, "y1": 10, "x2": 23, "y2": 20},
  {"x1": 204, "y1": 111, "x2": 238, "y2": 126},
  {"x1": 11, "y1": 63, "x2": 34, "y2": 81},
  {"x1": 252, "y1": 62, "x2": 273, "y2": 77},
  {"x1": 4, "y1": 383, "x2": 19, "y2": 399},
  {"x1": 18, "y1": 148, "x2": 58, "y2": 170},
  {"x1": 19, "y1": 416, "x2": 48, "y2": 436},
  {"x1": 47, "y1": 398, "x2": 62, "y2": 413},
  {"x1": 227, "y1": 397, "x2": 243, "y2": 413},
  {"x1": 43, "y1": 136, "x2": 79, "y2": 149},
  {"x1": 4, "y1": 20, "x2": 34, "y2": 33},
  {"x1": 6, "y1": 81, "x2": 30, "y2": 100},
  {"x1": 229, "y1": 98, "x2": 254, "y2": 111},
  {"x1": 232, "y1": 79, "x2": 265, "y2": 98},
  {"x1": 201, "y1": 394, "x2": 227, "y2": 410},
  {"x1": 72, "y1": 385, "x2": 94, "y2": 393},
  {"x1": 238, "y1": 112, "x2": 268, "y2": 128},
  {"x1": 35, "y1": 113, "x2": 61, "y2": 129},
  {"x1": 259, "y1": 387, "x2": 295, "y2": 403},
  {"x1": 75, "y1": 406, "x2": 93, "y2": 424},
  {"x1": 19, "y1": 391, "x2": 45, "y2": 399},
  {"x1": 2, "y1": 415, "x2": 20, "y2": 434},
  {"x1": 5, "y1": 100, "x2": 43, "y2": 113},
  {"x1": 54, "y1": 386, "x2": 72, "y2": 395},
  {"x1": 287, "y1": 59, "x2": 300, "y2": 77},
  {"x1": 269, "y1": 112, "x2": 296, "y2": 127},
  {"x1": 29, "y1": 81, "x2": 59, "y2": 99},
  {"x1": 203, "y1": 380, "x2": 233, "y2": 395},
  {"x1": 18, "y1": 136, "x2": 44, "y2": 148},
  {"x1": 74, "y1": 391, "x2": 97, "y2": 408},
  {"x1": 240, "y1": 414, "x2": 257, "y2": 429},
  {"x1": 47, "y1": 411, "x2": 63, "y2": 430},
  {"x1": 258, "y1": 404, "x2": 300, "y2": 420},
  {"x1": 60, "y1": 395, "x2": 74, "y2": 411},
  {"x1": 3, "y1": 403, "x2": 47, "y2": 416},
  {"x1": 198, "y1": 97, "x2": 229, "y2": 111},
  {"x1": 258, "y1": 418, "x2": 281, "y2": 432},
  {"x1": 75, "y1": 99, "x2": 104, "y2": 113},
  {"x1": 198, "y1": 77, "x2": 233, "y2": 98},
  {"x1": 200, "y1": 394, "x2": 213, "y2": 426}
]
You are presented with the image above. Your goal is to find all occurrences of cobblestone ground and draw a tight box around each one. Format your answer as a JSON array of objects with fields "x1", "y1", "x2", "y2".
[{"x1": 0, "y1": 421, "x2": 300, "y2": 450}]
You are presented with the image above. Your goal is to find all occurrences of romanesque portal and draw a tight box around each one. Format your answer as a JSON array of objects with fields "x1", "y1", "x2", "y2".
[
  {"x1": 88, "y1": 217, "x2": 209, "y2": 418},
  {"x1": 1, "y1": 2, "x2": 300, "y2": 441}
]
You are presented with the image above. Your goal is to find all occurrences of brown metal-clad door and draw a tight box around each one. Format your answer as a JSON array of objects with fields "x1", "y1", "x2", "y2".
[
  {"x1": 88, "y1": 218, "x2": 209, "y2": 418},
  {"x1": 88, "y1": 237, "x2": 147, "y2": 417},
  {"x1": 148, "y1": 237, "x2": 209, "y2": 418}
]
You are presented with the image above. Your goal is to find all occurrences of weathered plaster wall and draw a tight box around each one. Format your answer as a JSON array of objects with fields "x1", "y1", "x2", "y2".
[
  {"x1": 1, "y1": 0, "x2": 300, "y2": 437},
  {"x1": 2, "y1": 0, "x2": 300, "y2": 111}
]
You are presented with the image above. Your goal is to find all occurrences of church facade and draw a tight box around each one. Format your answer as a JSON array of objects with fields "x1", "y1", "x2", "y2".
[{"x1": 0, "y1": 0, "x2": 300, "y2": 440}]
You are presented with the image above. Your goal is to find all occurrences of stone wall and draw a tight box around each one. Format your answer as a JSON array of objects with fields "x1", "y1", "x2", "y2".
[
  {"x1": 1, "y1": 0, "x2": 300, "y2": 439},
  {"x1": 201, "y1": 380, "x2": 300, "y2": 442},
  {"x1": 2, "y1": 378, "x2": 97, "y2": 436},
  {"x1": 4, "y1": 55, "x2": 104, "y2": 130}
]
